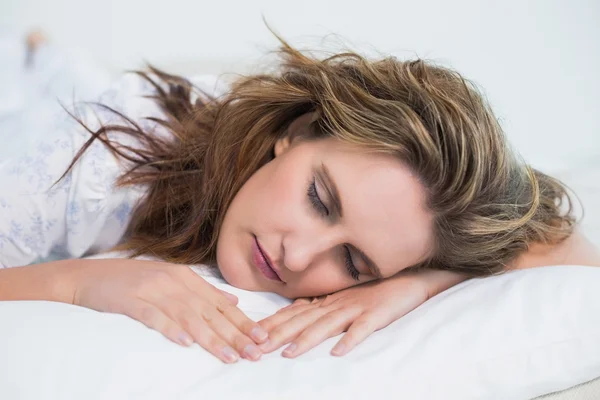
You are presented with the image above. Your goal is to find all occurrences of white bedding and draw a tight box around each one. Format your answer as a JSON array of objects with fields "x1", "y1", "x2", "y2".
[
  {"x1": 1, "y1": 252, "x2": 599, "y2": 400},
  {"x1": 1, "y1": 29, "x2": 600, "y2": 400}
]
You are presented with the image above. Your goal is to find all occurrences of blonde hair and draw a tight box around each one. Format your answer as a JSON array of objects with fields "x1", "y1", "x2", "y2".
[{"x1": 63, "y1": 34, "x2": 578, "y2": 277}]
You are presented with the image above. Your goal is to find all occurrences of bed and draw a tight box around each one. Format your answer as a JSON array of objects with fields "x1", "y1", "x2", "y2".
[{"x1": 1, "y1": 31, "x2": 600, "y2": 399}]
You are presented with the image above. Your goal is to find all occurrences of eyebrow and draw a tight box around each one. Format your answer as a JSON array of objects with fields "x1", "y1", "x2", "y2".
[{"x1": 318, "y1": 163, "x2": 384, "y2": 280}]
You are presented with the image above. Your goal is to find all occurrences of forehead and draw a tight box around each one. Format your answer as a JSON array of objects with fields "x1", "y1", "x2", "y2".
[{"x1": 317, "y1": 139, "x2": 434, "y2": 277}]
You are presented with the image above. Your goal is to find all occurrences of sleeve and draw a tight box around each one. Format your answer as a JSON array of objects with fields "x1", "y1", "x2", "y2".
[{"x1": 0, "y1": 73, "x2": 159, "y2": 268}]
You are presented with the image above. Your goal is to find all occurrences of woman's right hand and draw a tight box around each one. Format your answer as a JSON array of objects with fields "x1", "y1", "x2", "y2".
[{"x1": 71, "y1": 258, "x2": 268, "y2": 363}]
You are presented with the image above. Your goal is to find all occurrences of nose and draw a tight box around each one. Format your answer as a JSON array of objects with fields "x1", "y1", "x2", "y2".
[{"x1": 281, "y1": 229, "x2": 342, "y2": 273}]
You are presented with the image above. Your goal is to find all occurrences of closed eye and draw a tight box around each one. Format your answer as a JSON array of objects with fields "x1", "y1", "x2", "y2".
[
  {"x1": 307, "y1": 178, "x2": 329, "y2": 216},
  {"x1": 344, "y1": 245, "x2": 360, "y2": 281},
  {"x1": 307, "y1": 177, "x2": 360, "y2": 281}
]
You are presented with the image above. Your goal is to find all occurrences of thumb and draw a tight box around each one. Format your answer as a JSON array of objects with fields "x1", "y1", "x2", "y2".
[{"x1": 220, "y1": 290, "x2": 239, "y2": 305}]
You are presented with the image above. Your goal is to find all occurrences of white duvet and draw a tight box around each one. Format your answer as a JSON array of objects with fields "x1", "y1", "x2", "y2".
[{"x1": 1, "y1": 253, "x2": 599, "y2": 400}]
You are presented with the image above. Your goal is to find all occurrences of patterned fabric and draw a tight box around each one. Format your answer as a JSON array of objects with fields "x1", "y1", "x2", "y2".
[
  {"x1": 0, "y1": 32, "x2": 225, "y2": 268},
  {"x1": 0, "y1": 73, "x2": 158, "y2": 267}
]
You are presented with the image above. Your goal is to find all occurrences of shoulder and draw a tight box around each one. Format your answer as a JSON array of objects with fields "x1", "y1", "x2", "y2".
[{"x1": 511, "y1": 229, "x2": 600, "y2": 270}]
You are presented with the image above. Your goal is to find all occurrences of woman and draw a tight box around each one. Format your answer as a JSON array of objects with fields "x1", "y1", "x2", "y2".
[{"x1": 1, "y1": 30, "x2": 599, "y2": 365}]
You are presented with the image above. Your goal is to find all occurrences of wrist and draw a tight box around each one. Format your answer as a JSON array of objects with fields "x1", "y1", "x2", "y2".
[
  {"x1": 0, "y1": 259, "x2": 83, "y2": 304},
  {"x1": 49, "y1": 259, "x2": 84, "y2": 304},
  {"x1": 406, "y1": 269, "x2": 470, "y2": 299}
]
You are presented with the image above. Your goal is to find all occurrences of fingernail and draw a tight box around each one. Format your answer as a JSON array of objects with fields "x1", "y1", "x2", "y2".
[
  {"x1": 222, "y1": 346, "x2": 239, "y2": 363},
  {"x1": 331, "y1": 343, "x2": 346, "y2": 356},
  {"x1": 251, "y1": 326, "x2": 269, "y2": 342},
  {"x1": 282, "y1": 343, "x2": 297, "y2": 357},
  {"x1": 243, "y1": 344, "x2": 262, "y2": 360},
  {"x1": 222, "y1": 291, "x2": 238, "y2": 304},
  {"x1": 178, "y1": 332, "x2": 194, "y2": 346}
]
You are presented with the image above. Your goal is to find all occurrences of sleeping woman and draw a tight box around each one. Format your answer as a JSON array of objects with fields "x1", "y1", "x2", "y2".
[{"x1": 1, "y1": 29, "x2": 599, "y2": 364}]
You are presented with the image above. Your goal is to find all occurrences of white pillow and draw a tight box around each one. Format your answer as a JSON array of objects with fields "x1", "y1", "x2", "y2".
[{"x1": 1, "y1": 261, "x2": 599, "y2": 400}]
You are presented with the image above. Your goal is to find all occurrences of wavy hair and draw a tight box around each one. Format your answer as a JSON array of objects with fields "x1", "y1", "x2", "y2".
[{"x1": 62, "y1": 34, "x2": 578, "y2": 277}]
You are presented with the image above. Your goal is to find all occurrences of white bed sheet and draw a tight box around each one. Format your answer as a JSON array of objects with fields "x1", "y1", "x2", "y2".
[{"x1": 1, "y1": 252, "x2": 599, "y2": 400}]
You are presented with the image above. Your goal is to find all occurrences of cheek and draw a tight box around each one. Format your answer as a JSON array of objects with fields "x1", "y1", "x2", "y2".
[{"x1": 248, "y1": 159, "x2": 307, "y2": 226}]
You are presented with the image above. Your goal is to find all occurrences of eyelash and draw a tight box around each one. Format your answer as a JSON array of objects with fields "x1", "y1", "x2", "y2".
[
  {"x1": 344, "y1": 245, "x2": 360, "y2": 282},
  {"x1": 307, "y1": 178, "x2": 360, "y2": 282},
  {"x1": 307, "y1": 178, "x2": 329, "y2": 216}
]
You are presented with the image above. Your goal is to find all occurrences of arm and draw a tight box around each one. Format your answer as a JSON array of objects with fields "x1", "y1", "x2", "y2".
[
  {"x1": 421, "y1": 229, "x2": 600, "y2": 297},
  {"x1": 258, "y1": 232, "x2": 600, "y2": 358},
  {"x1": 416, "y1": 229, "x2": 600, "y2": 302},
  {"x1": 0, "y1": 257, "x2": 269, "y2": 364},
  {"x1": 258, "y1": 268, "x2": 471, "y2": 358},
  {"x1": 408, "y1": 268, "x2": 471, "y2": 299},
  {"x1": 0, "y1": 259, "x2": 78, "y2": 303}
]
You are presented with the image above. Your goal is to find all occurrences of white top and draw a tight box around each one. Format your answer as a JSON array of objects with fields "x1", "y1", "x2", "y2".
[{"x1": 0, "y1": 39, "x2": 225, "y2": 267}]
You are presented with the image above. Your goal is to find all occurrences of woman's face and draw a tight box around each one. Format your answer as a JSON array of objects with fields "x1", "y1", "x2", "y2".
[{"x1": 216, "y1": 118, "x2": 434, "y2": 298}]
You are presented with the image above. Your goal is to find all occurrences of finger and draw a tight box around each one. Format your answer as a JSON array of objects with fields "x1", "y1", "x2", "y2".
[
  {"x1": 281, "y1": 308, "x2": 360, "y2": 358},
  {"x1": 214, "y1": 298, "x2": 269, "y2": 345},
  {"x1": 126, "y1": 301, "x2": 194, "y2": 347},
  {"x1": 280, "y1": 297, "x2": 312, "y2": 311},
  {"x1": 184, "y1": 319, "x2": 241, "y2": 364},
  {"x1": 167, "y1": 294, "x2": 263, "y2": 362},
  {"x1": 258, "y1": 303, "x2": 317, "y2": 333},
  {"x1": 219, "y1": 290, "x2": 239, "y2": 305},
  {"x1": 200, "y1": 308, "x2": 263, "y2": 361},
  {"x1": 259, "y1": 306, "x2": 331, "y2": 353},
  {"x1": 131, "y1": 298, "x2": 240, "y2": 364},
  {"x1": 330, "y1": 317, "x2": 379, "y2": 357},
  {"x1": 177, "y1": 266, "x2": 234, "y2": 302},
  {"x1": 176, "y1": 268, "x2": 269, "y2": 345}
]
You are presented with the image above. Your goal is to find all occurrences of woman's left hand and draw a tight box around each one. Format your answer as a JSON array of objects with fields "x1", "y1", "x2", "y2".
[{"x1": 258, "y1": 269, "x2": 462, "y2": 358}]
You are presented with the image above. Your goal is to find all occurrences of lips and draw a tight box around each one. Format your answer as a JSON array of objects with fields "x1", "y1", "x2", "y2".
[{"x1": 252, "y1": 236, "x2": 284, "y2": 282}]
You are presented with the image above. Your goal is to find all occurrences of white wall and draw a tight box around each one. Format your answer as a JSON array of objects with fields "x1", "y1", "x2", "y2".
[{"x1": 1, "y1": 0, "x2": 599, "y2": 171}]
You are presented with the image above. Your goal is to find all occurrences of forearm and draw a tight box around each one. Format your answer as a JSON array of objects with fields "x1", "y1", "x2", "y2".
[
  {"x1": 0, "y1": 259, "x2": 79, "y2": 304},
  {"x1": 406, "y1": 269, "x2": 471, "y2": 299}
]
